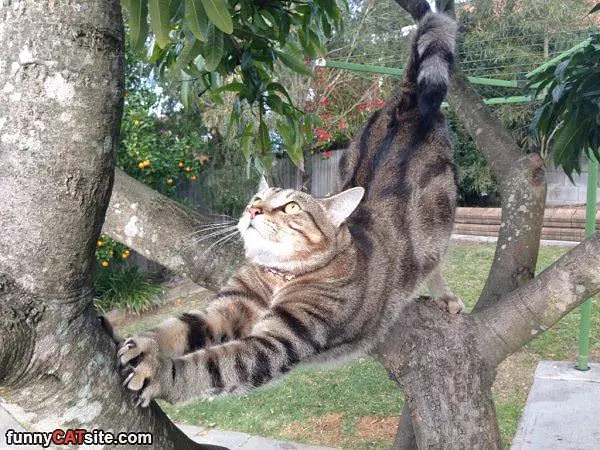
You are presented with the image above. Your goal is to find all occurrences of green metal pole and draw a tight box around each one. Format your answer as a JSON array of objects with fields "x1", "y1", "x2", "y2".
[
  {"x1": 320, "y1": 60, "x2": 521, "y2": 87},
  {"x1": 576, "y1": 153, "x2": 598, "y2": 371}
]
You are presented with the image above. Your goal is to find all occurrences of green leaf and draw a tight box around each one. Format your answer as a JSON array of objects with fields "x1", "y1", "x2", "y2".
[
  {"x1": 124, "y1": 0, "x2": 149, "y2": 52},
  {"x1": 215, "y1": 82, "x2": 244, "y2": 93},
  {"x1": 258, "y1": 121, "x2": 269, "y2": 154},
  {"x1": 173, "y1": 35, "x2": 203, "y2": 74},
  {"x1": 204, "y1": 23, "x2": 224, "y2": 71},
  {"x1": 241, "y1": 123, "x2": 254, "y2": 160},
  {"x1": 185, "y1": 0, "x2": 208, "y2": 41},
  {"x1": 258, "y1": 120, "x2": 272, "y2": 169},
  {"x1": 276, "y1": 50, "x2": 312, "y2": 76},
  {"x1": 180, "y1": 70, "x2": 194, "y2": 109},
  {"x1": 589, "y1": 3, "x2": 600, "y2": 14},
  {"x1": 267, "y1": 82, "x2": 295, "y2": 106},
  {"x1": 553, "y1": 119, "x2": 587, "y2": 178},
  {"x1": 200, "y1": 0, "x2": 233, "y2": 34},
  {"x1": 149, "y1": 0, "x2": 172, "y2": 49},
  {"x1": 265, "y1": 94, "x2": 284, "y2": 115}
]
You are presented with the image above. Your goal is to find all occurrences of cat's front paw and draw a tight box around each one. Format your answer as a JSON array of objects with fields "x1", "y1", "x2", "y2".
[
  {"x1": 117, "y1": 336, "x2": 172, "y2": 407},
  {"x1": 434, "y1": 294, "x2": 465, "y2": 315}
]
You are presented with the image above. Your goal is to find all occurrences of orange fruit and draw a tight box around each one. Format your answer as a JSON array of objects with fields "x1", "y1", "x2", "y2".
[
  {"x1": 190, "y1": 175, "x2": 197, "y2": 181},
  {"x1": 178, "y1": 161, "x2": 184, "y2": 168},
  {"x1": 121, "y1": 252, "x2": 130, "y2": 259},
  {"x1": 96, "y1": 240, "x2": 104, "y2": 247},
  {"x1": 185, "y1": 167, "x2": 191, "y2": 172},
  {"x1": 101, "y1": 261, "x2": 109, "y2": 267},
  {"x1": 167, "y1": 178, "x2": 174, "y2": 185},
  {"x1": 138, "y1": 162, "x2": 145, "y2": 169}
]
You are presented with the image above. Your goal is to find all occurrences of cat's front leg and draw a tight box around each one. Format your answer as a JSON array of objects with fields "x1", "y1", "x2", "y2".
[
  {"x1": 121, "y1": 297, "x2": 342, "y2": 406},
  {"x1": 117, "y1": 287, "x2": 266, "y2": 368}
]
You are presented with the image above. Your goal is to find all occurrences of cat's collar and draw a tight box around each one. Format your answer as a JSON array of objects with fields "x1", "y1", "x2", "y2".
[{"x1": 264, "y1": 266, "x2": 297, "y2": 281}]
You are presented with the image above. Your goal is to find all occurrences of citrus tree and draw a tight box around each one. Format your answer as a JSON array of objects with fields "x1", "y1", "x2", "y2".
[{"x1": 121, "y1": 0, "x2": 345, "y2": 170}]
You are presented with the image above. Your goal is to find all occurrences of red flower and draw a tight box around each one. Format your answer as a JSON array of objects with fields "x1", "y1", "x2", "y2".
[
  {"x1": 316, "y1": 132, "x2": 332, "y2": 143},
  {"x1": 374, "y1": 100, "x2": 385, "y2": 108},
  {"x1": 338, "y1": 122, "x2": 347, "y2": 130},
  {"x1": 324, "y1": 150, "x2": 332, "y2": 158},
  {"x1": 320, "y1": 97, "x2": 329, "y2": 107},
  {"x1": 358, "y1": 103, "x2": 367, "y2": 111}
]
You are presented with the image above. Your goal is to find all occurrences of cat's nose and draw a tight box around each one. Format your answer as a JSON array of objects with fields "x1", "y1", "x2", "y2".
[{"x1": 248, "y1": 206, "x2": 263, "y2": 219}]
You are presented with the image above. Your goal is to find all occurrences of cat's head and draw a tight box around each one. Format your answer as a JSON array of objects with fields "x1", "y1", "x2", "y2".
[{"x1": 237, "y1": 177, "x2": 364, "y2": 273}]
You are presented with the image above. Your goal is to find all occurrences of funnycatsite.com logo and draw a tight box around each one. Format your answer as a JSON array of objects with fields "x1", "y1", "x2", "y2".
[{"x1": 4, "y1": 428, "x2": 153, "y2": 447}]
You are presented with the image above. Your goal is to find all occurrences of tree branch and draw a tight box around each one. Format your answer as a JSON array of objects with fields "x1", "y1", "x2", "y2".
[
  {"x1": 475, "y1": 232, "x2": 600, "y2": 367},
  {"x1": 103, "y1": 169, "x2": 244, "y2": 291},
  {"x1": 447, "y1": 74, "x2": 547, "y2": 310}
]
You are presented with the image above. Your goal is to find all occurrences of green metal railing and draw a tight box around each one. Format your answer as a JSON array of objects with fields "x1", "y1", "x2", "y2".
[{"x1": 320, "y1": 59, "x2": 522, "y2": 87}]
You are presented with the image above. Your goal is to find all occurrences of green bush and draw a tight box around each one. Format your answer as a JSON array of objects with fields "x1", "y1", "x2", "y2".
[{"x1": 94, "y1": 266, "x2": 163, "y2": 315}]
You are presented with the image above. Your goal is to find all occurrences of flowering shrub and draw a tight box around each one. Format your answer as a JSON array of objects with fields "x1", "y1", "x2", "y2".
[{"x1": 306, "y1": 66, "x2": 390, "y2": 153}]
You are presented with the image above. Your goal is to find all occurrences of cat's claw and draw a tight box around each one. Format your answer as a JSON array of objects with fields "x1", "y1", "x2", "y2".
[
  {"x1": 117, "y1": 335, "x2": 170, "y2": 407},
  {"x1": 117, "y1": 335, "x2": 157, "y2": 366},
  {"x1": 434, "y1": 295, "x2": 464, "y2": 315}
]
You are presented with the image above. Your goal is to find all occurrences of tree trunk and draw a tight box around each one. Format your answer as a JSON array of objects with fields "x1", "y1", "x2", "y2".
[
  {"x1": 0, "y1": 2, "x2": 218, "y2": 448},
  {"x1": 375, "y1": 301, "x2": 502, "y2": 449}
]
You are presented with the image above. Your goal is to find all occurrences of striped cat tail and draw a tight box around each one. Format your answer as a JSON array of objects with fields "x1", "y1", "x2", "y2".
[{"x1": 404, "y1": 9, "x2": 457, "y2": 127}]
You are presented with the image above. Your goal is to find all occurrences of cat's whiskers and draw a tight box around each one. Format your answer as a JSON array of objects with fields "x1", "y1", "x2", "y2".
[
  {"x1": 201, "y1": 230, "x2": 240, "y2": 256},
  {"x1": 192, "y1": 226, "x2": 239, "y2": 243},
  {"x1": 190, "y1": 222, "x2": 236, "y2": 235}
]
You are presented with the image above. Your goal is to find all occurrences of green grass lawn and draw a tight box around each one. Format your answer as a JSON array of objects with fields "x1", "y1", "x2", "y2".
[{"x1": 119, "y1": 242, "x2": 599, "y2": 449}]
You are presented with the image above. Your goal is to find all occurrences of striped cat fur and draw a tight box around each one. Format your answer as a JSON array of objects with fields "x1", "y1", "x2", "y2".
[{"x1": 117, "y1": 7, "x2": 463, "y2": 407}]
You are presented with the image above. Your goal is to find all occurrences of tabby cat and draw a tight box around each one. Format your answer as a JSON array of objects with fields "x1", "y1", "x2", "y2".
[{"x1": 117, "y1": 6, "x2": 463, "y2": 407}]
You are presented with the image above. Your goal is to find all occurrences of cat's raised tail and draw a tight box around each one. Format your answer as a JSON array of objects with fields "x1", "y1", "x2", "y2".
[{"x1": 403, "y1": 6, "x2": 457, "y2": 127}]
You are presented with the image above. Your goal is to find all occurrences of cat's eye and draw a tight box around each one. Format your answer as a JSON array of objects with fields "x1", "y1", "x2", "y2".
[
  {"x1": 251, "y1": 197, "x2": 262, "y2": 205},
  {"x1": 284, "y1": 202, "x2": 301, "y2": 214}
]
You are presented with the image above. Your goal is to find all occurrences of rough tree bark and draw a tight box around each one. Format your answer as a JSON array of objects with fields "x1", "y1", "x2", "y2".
[
  {"x1": 0, "y1": 2, "x2": 219, "y2": 448},
  {"x1": 448, "y1": 75, "x2": 547, "y2": 311}
]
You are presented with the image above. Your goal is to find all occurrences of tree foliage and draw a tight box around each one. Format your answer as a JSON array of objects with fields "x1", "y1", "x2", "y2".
[
  {"x1": 529, "y1": 33, "x2": 600, "y2": 177},
  {"x1": 121, "y1": 0, "x2": 345, "y2": 170}
]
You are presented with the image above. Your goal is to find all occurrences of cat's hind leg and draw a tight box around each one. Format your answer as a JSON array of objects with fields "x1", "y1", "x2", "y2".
[{"x1": 426, "y1": 265, "x2": 464, "y2": 314}]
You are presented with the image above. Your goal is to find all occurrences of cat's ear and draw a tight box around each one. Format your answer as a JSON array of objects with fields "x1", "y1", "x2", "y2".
[
  {"x1": 319, "y1": 187, "x2": 365, "y2": 227},
  {"x1": 258, "y1": 175, "x2": 269, "y2": 193}
]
